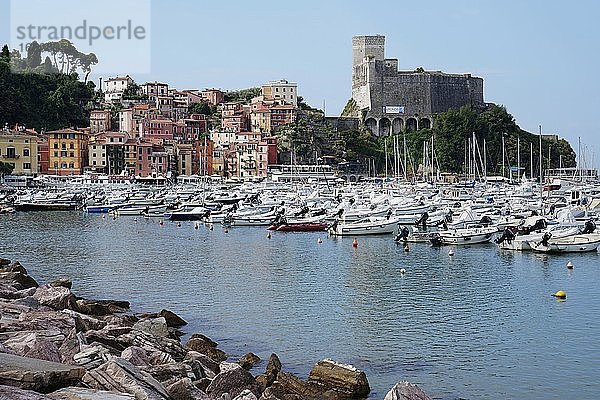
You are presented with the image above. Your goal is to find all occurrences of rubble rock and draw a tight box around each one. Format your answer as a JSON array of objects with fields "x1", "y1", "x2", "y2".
[
  {"x1": 383, "y1": 381, "x2": 432, "y2": 400},
  {"x1": 158, "y1": 309, "x2": 188, "y2": 328},
  {"x1": 186, "y1": 338, "x2": 227, "y2": 363},
  {"x1": 120, "y1": 346, "x2": 150, "y2": 367},
  {"x1": 166, "y1": 377, "x2": 210, "y2": 400},
  {"x1": 33, "y1": 285, "x2": 76, "y2": 311},
  {"x1": 49, "y1": 386, "x2": 136, "y2": 399},
  {"x1": 62, "y1": 309, "x2": 106, "y2": 332},
  {"x1": 75, "y1": 299, "x2": 130, "y2": 316},
  {"x1": 49, "y1": 278, "x2": 72, "y2": 290},
  {"x1": 0, "y1": 352, "x2": 85, "y2": 392},
  {"x1": 24, "y1": 338, "x2": 62, "y2": 363},
  {"x1": 0, "y1": 384, "x2": 55, "y2": 399},
  {"x1": 238, "y1": 353, "x2": 260, "y2": 370},
  {"x1": 206, "y1": 366, "x2": 260, "y2": 400},
  {"x1": 307, "y1": 359, "x2": 370, "y2": 398},
  {"x1": 0, "y1": 271, "x2": 39, "y2": 291},
  {"x1": 133, "y1": 317, "x2": 169, "y2": 338},
  {"x1": 82, "y1": 357, "x2": 169, "y2": 400}
]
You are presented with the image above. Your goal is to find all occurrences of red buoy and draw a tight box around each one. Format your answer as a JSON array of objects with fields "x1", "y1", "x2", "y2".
[{"x1": 352, "y1": 238, "x2": 358, "y2": 247}]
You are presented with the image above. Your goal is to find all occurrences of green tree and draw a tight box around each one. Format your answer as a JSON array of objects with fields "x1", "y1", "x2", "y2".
[
  {"x1": 26, "y1": 41, "x2": 42, "y2": 69},
  {"x1": 189, "y1": 101, "x2": 214, "y2": 116},
  {"x1": 0, "y1": 161, "x2": 14, "y2": 175},
  {"x1": 1, "y1": 45, "x2": 10, "y2": 63}
]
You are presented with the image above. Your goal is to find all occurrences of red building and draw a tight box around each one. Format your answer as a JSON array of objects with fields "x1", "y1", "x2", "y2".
[
  {"x1": 37, "y1": 136, "x2": 49, "y2": 174},
  {"x1": 221, "y1": 102, "x2": 248, "y2": 132}
]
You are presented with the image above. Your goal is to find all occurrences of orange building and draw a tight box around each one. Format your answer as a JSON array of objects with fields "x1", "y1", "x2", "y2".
[{"x1": 47, "y1": 128, "x2": 89, "y2": 175}]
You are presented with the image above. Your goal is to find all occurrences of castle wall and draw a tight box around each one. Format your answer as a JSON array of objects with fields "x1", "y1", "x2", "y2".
[{"x1": 351, "y1": 35, "x2": 485, "y2": 135}]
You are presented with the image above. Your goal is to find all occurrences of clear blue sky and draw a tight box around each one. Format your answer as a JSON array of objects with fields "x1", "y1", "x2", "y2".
[{"x1": 2, "y1": 0, "x2": 599, "y2": 165}]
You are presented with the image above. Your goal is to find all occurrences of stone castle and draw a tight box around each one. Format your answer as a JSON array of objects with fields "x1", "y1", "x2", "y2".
[{"x1": 350, "y1": 35, "x2": 484, "y2": 135}]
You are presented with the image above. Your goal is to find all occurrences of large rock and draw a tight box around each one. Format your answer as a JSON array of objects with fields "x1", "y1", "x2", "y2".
[
  {"x1": 185, "y1": 338, "x2": 227, "y2": 363},
  {"x1": 0, "y1": 271, "x2": 38, "y2": 291},
  {"x1": 1, "y1": 330, "x2": 66, "y2": 356},
  {"x1": 75, "y1": 299, "x2": 130, "y2": 316},
  {"x1": 238, "y1": 353, "x2": 260, "y2": 370},
  {"x1": 82, "y1": 357, "x2": 169, "y2": 400},
  {"x1": 0, "y1": 384, "x2": 55, "y2": 399},
  {"x1": 73, "y1": 344, "x2": 114, "y2": 370},
  {"x1": 0, "y1": 352, "x2": 85, "y2": 392},
  {"x1": 233, "y1": 389, "x2": 258, "y2": 400},
  {"x1": 268, "y1": 371, "x2": 323, "y2": 400},
  {"x1": 383, "y1": 381, "x2": 432, "y2": 400},
  {"x1": 158, "y1": 309, "x2": 187, "y2": 328},
  {"x1": 144, "y1": 363, "x2": 195, "y2": 384},
  {"x1": 133, "y1": 317, "x2": 169, "y2": 338},
  {"x1": 255, "y1": 353, "x2": 281, "y2": 392},
  {"x1": 24, "y1": 338, "x2": 62, "y2": 363},
  {"x1": 185, "y1": 351, "x2": 219, "y2": 378},
  {"x1": 62, "y1": 309, "x2": 106, "y2": 332},
  {"x1": 165, "y1": 377, "x2": 209, "y2": 400},
  {"x1": 49, "y1": 278, "x2": 72, "y2": 290},
  {"x1": 206, "y1": 366, "x2": 260, "y2": 399},
  {"x1": 126, "y1": 330, "x2": 187, "y2": 362},
  {"x1": 307, "y1": 359, "x2": 370, "y2": 398},
  {"x1": 121, "y1": 346, "x2": 150, "y2": 367},
  {"x1": 33, "y1": 285, "x2": 76, "y2": 311},
  {"x1": 49, "y1": 386, "x2": 136, "y2": 399}
]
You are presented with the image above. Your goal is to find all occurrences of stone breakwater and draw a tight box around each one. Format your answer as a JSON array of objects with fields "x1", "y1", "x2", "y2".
[{"x1": 0, "y1": 257, "x2": 432, "y2": 400}]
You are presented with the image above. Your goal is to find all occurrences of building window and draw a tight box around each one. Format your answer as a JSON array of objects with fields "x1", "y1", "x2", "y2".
[
  {"x1": 61, "y1": 162, "x2": 67, "y2": 169},
  {"x1": 93, "y1": 160, "x2": 96, "y2": 165},
  {"x1": 23, "y1": 148, "x2": 30, "y2": 157},
  {"x1": 23, "y1": 162, "x2": 31, "y2": 169},
  {"x1": 54, "y1": 143, "x2": 58, "y2": 149},
  {"x1": 70, "y1": 152, "x2": 74, "y2": 157},
  {"x1": 61, "y1": 143, "x2": 66, "y2": 149},
  {"x1": 70, "y1": 143, "x2": 74, "y2": 149},
  {"x1": 54, "y1": 151, "x2": 58, "y2": 157},
  {"x1": 61, "y1": 151, "x2": 67, "y2": 157},
  {"x1": 69, "y1": 162, "x2": 74, "y2": 168},
  {"x1": 93, "y1": 153, "x2": 96, "y2": 158},
  {"x1": 54, "y1": 161, "x2": 58, "y2": 168}
]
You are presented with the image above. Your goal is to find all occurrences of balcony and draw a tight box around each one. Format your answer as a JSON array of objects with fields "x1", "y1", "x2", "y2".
[{"x1": 2, "y1": 154, "x2": 20, "y2": 159}]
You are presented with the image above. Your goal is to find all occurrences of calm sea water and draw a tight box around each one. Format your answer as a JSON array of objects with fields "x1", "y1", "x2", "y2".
[{"x1": 1, "y1": 211, "x2": 599, "y2": 399}]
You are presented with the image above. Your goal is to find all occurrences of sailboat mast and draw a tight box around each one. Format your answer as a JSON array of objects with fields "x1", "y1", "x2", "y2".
[
  {"x1": 403, "y1": 133, "x2": 407, "y2": 181},
  {"x1": 384, "y1": 136, "x2": 388, "y2": 178},
  {"x1": 502, "y1": 133, "x2": 505, "y2": 178},
  {"x1": 538, "y1": 125, "x2": 543, "y2": 184},
  {"x1": 517, "y1": 135, "x2": 520, "y2": 182}
]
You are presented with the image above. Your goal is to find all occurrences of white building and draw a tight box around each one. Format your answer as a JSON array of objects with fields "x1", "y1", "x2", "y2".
[
  {"x1": 104, "y1": 75, "x2": 134, "y2": 103},
  {"x1": 261, "y1": 79, "x2": 298, "y2": 107}
]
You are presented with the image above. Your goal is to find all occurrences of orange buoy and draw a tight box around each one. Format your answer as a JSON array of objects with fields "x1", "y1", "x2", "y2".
[
  {"x1": 567, "y1": 260, "x2": 574, "y2": 269},
  {"x1": 352, "y1": 238, "x2": 358, "y2": 247}
]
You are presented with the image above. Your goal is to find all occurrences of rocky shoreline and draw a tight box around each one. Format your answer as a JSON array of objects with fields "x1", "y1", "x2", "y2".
[{"x1": 0, "y1": 257, "x2": 432, "y2": 400}]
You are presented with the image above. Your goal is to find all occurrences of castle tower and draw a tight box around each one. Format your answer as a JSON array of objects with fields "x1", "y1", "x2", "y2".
[
  {"x1": 352, "y1": 35, "x2": 385, "y2": 112},
  {"x1": 352, "y1": 35, "x2": 385, "y2": 67}
]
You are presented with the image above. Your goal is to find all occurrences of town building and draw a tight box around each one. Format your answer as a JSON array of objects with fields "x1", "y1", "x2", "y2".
[
  {"x1": 261, "y1": 79, "x2": 298, "y2": 106},
  {"x1": 201, "y1": 89, "x2": 225, "y2": 105},
  {"x1": 47, "y1": 128, "x2": 88, "y2": 175},
  {"x1": 143, "y1": 81, "x2": 169, "y2": 103},
  {"x1": 89, "y1": 110, "x2": 112, "y2": 134},
  {"x1": 104, "y1": 76, "x2": 134, "y2": 103},
  {"x1": 0, "y1": 126, "x2": 39, "y2": 175},
  {"x1": 221, "y1": 102, "x2": 249, "y2": 132},
  {"x1": 351, "y1": 35, "x2": 484, "y2": 135}
]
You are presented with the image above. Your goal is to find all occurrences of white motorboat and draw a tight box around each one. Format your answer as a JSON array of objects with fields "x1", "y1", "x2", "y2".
[
  {"x1": 430, "y1": 226, "x2": 498, "y2": 245},
  {"x1": 329, "y1": 216, "x2": 399, "y2": 236},
  {"x1": 530, "y1": 233, "x2": 600, "y2": 253},
  {"x1": 496, "y1": 226, "x2": 581, "y2": 251}
]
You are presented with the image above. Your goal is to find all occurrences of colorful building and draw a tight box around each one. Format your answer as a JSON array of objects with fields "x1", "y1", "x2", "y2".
[
  {"x1": 89, "y1": 110, "x2": 112, "y2": 134},
  {"x1": 47, "y1": 128, "x2": 88, "y2": 175},
  {"x1": 0, "y1": 127, "x2": 39, "y2": 175}
]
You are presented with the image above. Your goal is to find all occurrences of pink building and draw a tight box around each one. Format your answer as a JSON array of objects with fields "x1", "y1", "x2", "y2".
[
  {"x1": 143, "y1": 81, "x2": 169, "y2": 103},
  {"x1": 140, "y1": 118, "x2": 175, "y2": 144},
  {"x1": 201, "y1": 89, "x2": 225, "y2": 105},
  {"x1": 221, "y1": 102, "x2": 248, "y2": 132}
]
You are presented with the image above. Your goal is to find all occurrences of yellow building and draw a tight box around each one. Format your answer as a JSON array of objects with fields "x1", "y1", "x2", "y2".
[
  {"x1": 48, "y1": 128, "x2": 89, "y2": 175},
  {"x1": 0, "y1": 128, "x2": 39, "y2": 175}
]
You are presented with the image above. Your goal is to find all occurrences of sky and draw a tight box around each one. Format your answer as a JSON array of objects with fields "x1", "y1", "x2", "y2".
[{"x1": 1, "y1": 0, "x2": 600, "y2": 166}]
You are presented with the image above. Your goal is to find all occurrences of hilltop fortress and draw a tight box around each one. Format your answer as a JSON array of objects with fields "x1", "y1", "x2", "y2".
[{"x1": 349, "y1": 35, "x2": 484, "y2": 135}]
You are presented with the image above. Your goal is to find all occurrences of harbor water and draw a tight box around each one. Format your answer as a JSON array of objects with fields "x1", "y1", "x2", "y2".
[{"x1": 1, "y1": 211, "x2": 599, "y2": 399}]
